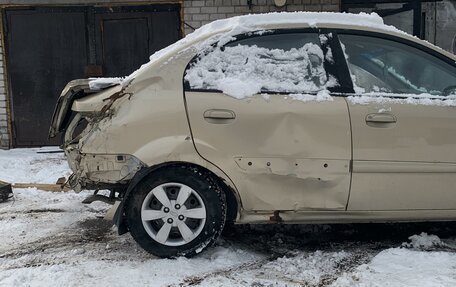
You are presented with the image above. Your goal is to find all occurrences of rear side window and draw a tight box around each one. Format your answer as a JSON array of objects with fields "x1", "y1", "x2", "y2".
[
  {"x1": 184, "y1": 33, "x2": 337, "y2": 98},
  {"x1": 339, "y1": 34, "x2": 456, "y2": 96}
]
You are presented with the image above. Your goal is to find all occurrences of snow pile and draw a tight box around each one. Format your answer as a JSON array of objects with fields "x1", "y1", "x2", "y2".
[
  {"x1": 402, "y1": 232, "x2": 447, "y2": 250},
  {"x1": 185, "y1": 42, "x2": 335, "y2": 98},
  {"x1": 332, "y1": 248, "x2": 456, "y2": 287},
  {"x1": 89, "y1": 77, "x2": 123, "y2": 90}
]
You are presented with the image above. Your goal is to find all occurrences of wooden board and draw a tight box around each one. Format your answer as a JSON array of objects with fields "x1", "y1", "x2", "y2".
[{"x1": 12, "y1": 183, "x2": 71, "y2": 192}]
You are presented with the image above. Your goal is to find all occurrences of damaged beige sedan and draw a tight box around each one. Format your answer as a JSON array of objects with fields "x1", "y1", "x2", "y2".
[{"x1": 49, "y1": 12, "x2": 456, "y2": 258}]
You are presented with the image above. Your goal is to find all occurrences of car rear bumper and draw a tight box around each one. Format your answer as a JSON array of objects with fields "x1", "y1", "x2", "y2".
[{"x1": 64, "y1": 145, "x2": 144, "y2": 192}]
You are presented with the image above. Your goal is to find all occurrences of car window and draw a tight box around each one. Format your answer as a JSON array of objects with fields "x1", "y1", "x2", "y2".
[
  {"x1": 184, "y1": 33, "x2": 337, "y2": 96},
  {"x1": 339, "y1": 34, "x2": 456, "y2": 96}
]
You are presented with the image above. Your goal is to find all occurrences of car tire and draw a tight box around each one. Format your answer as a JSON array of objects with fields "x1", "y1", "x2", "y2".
[{"x1": 125, "y1": 164, "x2": 226, "y2": 258}]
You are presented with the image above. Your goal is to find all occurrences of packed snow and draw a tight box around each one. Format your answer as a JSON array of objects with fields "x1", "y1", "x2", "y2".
[
  {"x1": 89, "y1": 77, "x2": 123, "y2": 90},
  {"x1": 0, "y1": 147, "x2": 71, "y2": 184},
  {"x1": 1, "y1": 148, "x2": 456, "y2": 286},
  {"x1": 347, "y1": 93, "x2": 456, "y2": 106},
  {"x1": 185, "y1": 41, "x2": 335, "y2": 98},
  {"x1": 402, "y1": 232, "x2": 447, "y2": 250}
]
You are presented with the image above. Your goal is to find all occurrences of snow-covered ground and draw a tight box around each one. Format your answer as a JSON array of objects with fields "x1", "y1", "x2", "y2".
[{"x1": 1, "y1": 148, "x2": 456, "y2": 287}]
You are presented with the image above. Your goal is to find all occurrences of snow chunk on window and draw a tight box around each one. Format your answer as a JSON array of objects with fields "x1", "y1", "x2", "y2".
[{"x1": 185, "y1": 43, "x2": 334, "y2": 99}]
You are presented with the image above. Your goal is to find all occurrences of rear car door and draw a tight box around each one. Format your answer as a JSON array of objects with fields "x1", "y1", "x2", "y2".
[
  {"x1": 184, "y1": 30, "x2": 352, "y2": 212},
  {"x1": 338, "y1": 32, "x2": 456, "y2": 211}
]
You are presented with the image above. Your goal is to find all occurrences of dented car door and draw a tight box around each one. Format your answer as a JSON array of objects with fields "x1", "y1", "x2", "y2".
[{"x1": 184, "y1": 31, "x2": 352, "y2": 211}]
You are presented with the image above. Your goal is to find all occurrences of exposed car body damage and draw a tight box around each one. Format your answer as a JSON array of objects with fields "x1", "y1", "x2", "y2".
[{"x1": 185, "y1": 92, "x2": 352, "y2": 211}]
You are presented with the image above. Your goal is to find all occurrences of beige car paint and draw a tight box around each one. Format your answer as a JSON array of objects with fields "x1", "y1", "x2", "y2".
[
  {"x1": 53, "y1": 20, "x2": 456, "y2": 224},
  {"x1": 72, "y1": 85, "x2": 123, "y2": 113},
  {"x1": 347, "y1": 100, "x2": 456, "y2": 211}
]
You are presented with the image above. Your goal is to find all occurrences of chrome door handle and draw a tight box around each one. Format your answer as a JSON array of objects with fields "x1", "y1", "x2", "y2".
[
  {"x1": 365, "y1": 113, "x2": 397, "y2": 123},
  {"x1": 203, "y1": 109, "x2": 236, "y2": 120}
]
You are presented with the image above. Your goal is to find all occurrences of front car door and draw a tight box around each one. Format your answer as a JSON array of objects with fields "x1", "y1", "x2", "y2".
[
  {"x1": 338, "y1": 32, "x2": 456, "y2": 211},
  {"x1": 184, "y1": 30, "x2": 352, "y2": 212}
]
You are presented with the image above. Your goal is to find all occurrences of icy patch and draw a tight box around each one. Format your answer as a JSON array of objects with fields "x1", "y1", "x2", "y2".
[
  {"x1": 402, "y1": 232, "x2": 446, "y2": 250},
  {"x1": 89, "y1": 77, "x2": 122, "y2": 90}
]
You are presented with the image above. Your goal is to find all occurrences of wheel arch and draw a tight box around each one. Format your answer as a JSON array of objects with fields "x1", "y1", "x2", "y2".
[{"x1": 114, "y1": 161, "x2": 240, "y2": 235}]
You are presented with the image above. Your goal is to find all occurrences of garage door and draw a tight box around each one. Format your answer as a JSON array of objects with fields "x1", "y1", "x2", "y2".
[{"x1": 4, "y1": 5, "x2": 180, "y2": 147}]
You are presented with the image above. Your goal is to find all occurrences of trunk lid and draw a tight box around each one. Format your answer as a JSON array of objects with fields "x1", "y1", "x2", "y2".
[{"x1": 48, "y1": 79, "x2": 118, "y2": 138}]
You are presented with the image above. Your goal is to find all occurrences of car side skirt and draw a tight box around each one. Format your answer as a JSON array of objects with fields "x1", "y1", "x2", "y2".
[{"x1": 238, "y1": 209, "x2": 456, "y2": 224}]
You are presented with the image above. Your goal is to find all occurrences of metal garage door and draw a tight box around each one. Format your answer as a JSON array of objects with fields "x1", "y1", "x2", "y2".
[{"x1": 4, "y1": 5, "x2": 180, "y2": 147}]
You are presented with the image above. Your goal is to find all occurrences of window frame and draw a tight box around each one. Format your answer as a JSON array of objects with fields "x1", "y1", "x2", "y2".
[
  {"x1": 183, "y1": 28, "x2": 354, "y2": 95},
  {"x1": 333, "y1": 29, "x2": 456, "y2": 98}
]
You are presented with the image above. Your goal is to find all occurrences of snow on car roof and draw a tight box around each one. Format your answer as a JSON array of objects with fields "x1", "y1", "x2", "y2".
[
  {"x1": 87, "y1": 12, "x2": 454, "y2": 89},
  {"x1": 185, "y1": 11, "x2": 388, "y2": 37},
  {"x1": 120, "y1": 12, "x2": 394, "y2": 86}
]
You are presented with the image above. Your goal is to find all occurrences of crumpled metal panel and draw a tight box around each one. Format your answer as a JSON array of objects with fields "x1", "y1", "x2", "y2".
[{"x1": 186, "y1": 92, "x2": 352, "y2": 211}]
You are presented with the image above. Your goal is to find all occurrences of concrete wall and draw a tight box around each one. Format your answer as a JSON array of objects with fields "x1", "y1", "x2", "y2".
[{"x1": 183, "y1": 0, "x2": 340, "y2": 35}]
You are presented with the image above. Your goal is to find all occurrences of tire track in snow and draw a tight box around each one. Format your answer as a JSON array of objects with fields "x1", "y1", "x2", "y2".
[
  {"x1": 0, "y1": 218, "x2": 116, "y2": 270},
  {"x1": 169, "y1": 247, "x2": 375, "y2": 287}
]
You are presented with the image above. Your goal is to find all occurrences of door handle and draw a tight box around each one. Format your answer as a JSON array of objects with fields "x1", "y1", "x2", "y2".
[
  {"x1": 203, "y1": 109, "x2": 236, "y2": 121},
  {"x1": 366, "y1": 113, "x2": 396, "y2": 123}
]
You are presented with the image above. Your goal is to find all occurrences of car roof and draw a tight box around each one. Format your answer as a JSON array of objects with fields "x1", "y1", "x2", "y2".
[
  {"x1": 123, "y1": 12, "x2": 456, "y2": 86},
  {"x1": 192, "y1": 12, "x2": 454, "y2": 58}
]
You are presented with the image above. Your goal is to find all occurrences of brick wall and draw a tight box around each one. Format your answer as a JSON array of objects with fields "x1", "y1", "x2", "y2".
[
  {"x1": 183, "y1": 0, "x2": 340, "y2": 35},
  {"x1": 0, "y1": 27, "x2": 9, "y2": 149}
]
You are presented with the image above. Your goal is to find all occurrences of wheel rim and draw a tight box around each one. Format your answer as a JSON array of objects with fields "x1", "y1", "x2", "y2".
[{"x1": 141, "y1": 182, "x2": 207, "y2": 247}]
